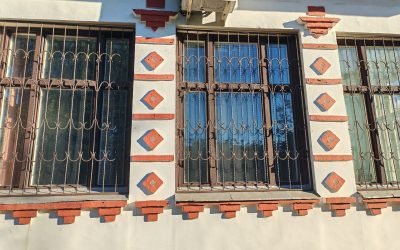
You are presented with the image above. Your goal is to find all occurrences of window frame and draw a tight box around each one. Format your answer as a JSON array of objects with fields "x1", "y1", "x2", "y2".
[
  {"x1": 0, "y1": 21, "x2": 135, "y2": 193},
  {"x1": 338, "y1": 38, "x2": 400, "y2": 188},
  {"x1": 176, "y1": 28, "x2": 311, "y2": 191}
]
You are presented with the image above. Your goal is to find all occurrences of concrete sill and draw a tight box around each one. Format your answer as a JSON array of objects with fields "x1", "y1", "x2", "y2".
[
  {"x1": 175, "y1": 190, "x2": 320, "y2": 203},
  {"x1": 358, "y1": 189, "x2": 400, "y2": 199}
]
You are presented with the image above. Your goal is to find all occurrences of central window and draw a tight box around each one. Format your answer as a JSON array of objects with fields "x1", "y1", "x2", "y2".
[
  {"x1": 176, "y1": 29, "x2": 310, "y2": 191},
  {"x1": 0, "y1": 21, "x2": 133, "y2": 194}
]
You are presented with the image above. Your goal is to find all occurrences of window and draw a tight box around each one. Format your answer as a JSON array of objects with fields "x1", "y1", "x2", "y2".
[
  {"x1": 338, "y1": 37, "x2": 400, "y2": 188},
  {"x1": 0, "y1": 21, "x2": 133, "y2": 194},
  {"x1": 176, "y1": 29, "x2": 311, "y2": 191}
]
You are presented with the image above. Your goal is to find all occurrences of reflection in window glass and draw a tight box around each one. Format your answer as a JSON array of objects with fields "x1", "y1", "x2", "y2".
[
  {"x1": 367, "y1": 46, "x2": 400, "y2": 86},
  {"x1": 338, "y1": 47, "x2": 362, "y2": 86},
  {"x1": 104, "y1": 39, "x2": 130, "y2": 82},
  {"x1": 184, "y1": 41, "x2": 206, "y2": 83},
  {"x1": 267, "y1": 44, "x2": 290, "y2": 85},
  {"x1": 6, "y1": 34, "x2": 35, "y2": 78}
]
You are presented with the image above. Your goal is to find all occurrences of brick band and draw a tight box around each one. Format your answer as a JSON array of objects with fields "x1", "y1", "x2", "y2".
[
  {"x1": 309, "y1": 115, "x2": 348, "y2": 122},
  {"x1": 136, "y1": 37, "x2": 174, "y2": 45},
  {"x1": 131, "y1": 155, "x2": 174, "y2": 162},
  {"x1": 134, "y1": 74, "x2": 174, "y2": 81},
  {"x1": 132, "y1": 114, "x2": 175, "y2": 120},
  {"x1": 306, "y1": 78, "x2": 342, "y2": 85},
  {"x1": 302, "y1": 43, "x2": 338, "y2": 50},
  {"x1": 314, "y1": 155, "x2": 353, "y2": 162}
]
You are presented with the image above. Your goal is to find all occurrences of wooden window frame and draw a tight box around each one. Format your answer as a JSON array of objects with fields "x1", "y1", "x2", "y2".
[{"x1": 176, "y1": 29, "x2": 311, "y2": 191}]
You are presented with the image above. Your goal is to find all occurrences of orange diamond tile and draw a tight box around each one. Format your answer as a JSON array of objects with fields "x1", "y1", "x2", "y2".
[
  {"x1": 142, "y1": 89, "x2": 164, "y2": 109},
  {"x1": 141, "y1": 129, "x2": 164, "y2": 150},
  {"x1": 323, "y1": 172, "x2": 345, "y2": 193},
  {"x1": 315, "y1": 92, "x2": 336, "y2": 111},
  {"x1": 318, "y1": 130, "x2": 340, "y2": 151},
  {"x1": 142, "y1": 172, "x2": 163, "y2": 194},
  {"x1": 143, "y1": 51, "x2": 164, "y2": 70},
  {"x1": 311, "y1": 57, "x2": 331, "y2": 75}
]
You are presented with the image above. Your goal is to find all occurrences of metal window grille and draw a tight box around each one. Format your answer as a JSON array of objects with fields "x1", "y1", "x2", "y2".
[
  {"x1": 338, "y1": 36, "x2": 400, "y2": 189},
  {"x1": 176, "y1": 29, "x2": 311, "y2": 191},
  {"x1": 0, "y1": 21, "x2": 134, "y2": 195}
]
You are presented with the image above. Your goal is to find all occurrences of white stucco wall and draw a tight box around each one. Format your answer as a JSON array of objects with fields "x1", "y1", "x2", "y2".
[{"x1": 1, "y1": 0, "x2": 400, "y2": 250}]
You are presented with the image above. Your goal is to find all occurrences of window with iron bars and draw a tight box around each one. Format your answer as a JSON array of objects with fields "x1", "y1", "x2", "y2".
[
  {"x1": 338, "y1": 37, "x2": 400, "y2": 189},
  {"x1": 176, "y1": 29, "x2": 311, "y2": 191},
  {"x1": 0, "y1": 21, "x2": 134, "y2": 195}
]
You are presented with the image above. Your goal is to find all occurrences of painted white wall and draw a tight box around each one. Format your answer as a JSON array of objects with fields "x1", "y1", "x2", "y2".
[{"x1": 0, "y1": 0, "x2": 400, "y2": 250}]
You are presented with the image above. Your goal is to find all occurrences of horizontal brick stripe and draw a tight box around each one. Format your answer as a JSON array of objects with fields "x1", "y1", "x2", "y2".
[
  {"x1": 134, "y1": 74, "x2": 174, "y2": 81},
  {"x1": 306, "y1": 78, "x2": 342, "y2": 85},
  {"x1": 131, "y1": 155, "x2": 174, "y2": 162},
  {"x1": 302, "y1": 44, "x2": 338, "y2": 50},
  {"x1": 132, "y1": 113, "x2": 175, "y2": 120},
  {"x1": 135, "y1": 37, "x2": 174, "y2": 45},
  {"x1": 314, "y1": 155, "x2": 353, "y2": 161},
  {"x1": 309, "y1": 115, "x2": 348, "y2": 122}
]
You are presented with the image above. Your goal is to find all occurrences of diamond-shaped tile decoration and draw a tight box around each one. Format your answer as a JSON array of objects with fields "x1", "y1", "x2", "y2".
[
  {"x1": 143, "y1": 51, "x2": 164, "y2": 70},
  {"x1": 140, "y1": 129, "x2": 164, "y2": 151},
  {"x1": 314, "y1": 92, "x2": 336, "y2": 111},
  {"x1": 318, "y1": 130, "x2": 340, "y2": 151},
  {"x1": 141, "y1": 90, "x2": 164, "y2": 110},
  {"x1": 142, "y1": 172, "x2": 163, "y2": 194},
  {"x1": 323, "y1": 172, "x2": 345, "y2": 193},
  {"x1": 311, "y1": 57, "x2": 331, "y2": 75}
]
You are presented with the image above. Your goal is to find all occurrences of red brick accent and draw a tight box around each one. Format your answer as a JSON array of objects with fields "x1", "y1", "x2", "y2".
[
  {"x1": 131, "y1": 155, "x2": 174, "y2": 162},
  {"x1": 0, "y1": 200, "x2": 127, "y2": 224},
  {"x1": 363, "y1": 199, "x2": 391, "y2": 215},
  {"x1": 314, "y1": 155, "x2": 353, "y2": 161},
  {"x1": 298, "y1": 14, "x2": 340, "y2": 38},
  {"x1": 134, "y1": 74, "x2": 174, "y2": 81},
  {"x1": 302, "y1": 44, "x2": 338, "y2": 50},
  {"x1": 136, "y1": 37, "x2": 175, "y2": 45},
  {"x1": 315, "y1": 92, "x2": 336, "y2": 111},
  {"x1": 292, "y1": 201, "x2": 318, "y2": 216},
  {"x1": 132, "y1": 114, "x2": 175, "y2": 120},
  {"x1": 323, "y1": 172, "x2": 346, "y2": 193},
  {"x1": 141, "y1": 172, "x2": 164, "y2": 194},
  {"x1": 307, "y1": 6, "x2": 326, "y2": 16},
  {"x1": 306, "y1": 78, "x2": 342, "y2": 85},
  {"x1": 326, "y1": 197, "x2": 355, "y2": 217},
  {"x1": 257, "y1": 202, "x2": 279, "y2": 217},
  {"x1": 219, "y1": 204, "x2": 241, "y2": 219},
  {"x1": 311, "y1": 57, "x2": 331, "y2": 75},
  {"x1": 142, "y1": 89, "x2": 164, "y2": 110},
  {"x1": 318, "y1": 130, "x2": 340, "y2": 151},
  {"x1": 133, "y1": 9, "x2": 178, "y2": 31},
  {"x1": 135, "y1": 200, "x2": 168, "y2": 222},
  {"x1": 143, "y1": 51, "x2": 164, "y2": 70},
  {"x1": 141, "y1": 129, "x2": 164, "y2": 151},
  {"x1": 178, "y1": 204, "x2": 205, "y2": 220},
  {"x1": 309, "y1": 115, "x2": 348, "y2": 122},
  {"x1": 57, "y1": 209, "x2": 81, "y2": 224},
  {"x1": 146, "y1": 0, "x2": 165, "y2": 9}
]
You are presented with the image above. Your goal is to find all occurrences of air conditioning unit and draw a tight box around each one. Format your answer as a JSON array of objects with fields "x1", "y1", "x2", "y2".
[{"x1": 181, "y1": 0, "x2": 236, "y2": 20}]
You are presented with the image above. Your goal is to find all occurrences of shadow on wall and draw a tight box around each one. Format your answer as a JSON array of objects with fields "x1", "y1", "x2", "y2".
[{"x1": 236, "y1": 0, "x2": 400, "y2": 18}]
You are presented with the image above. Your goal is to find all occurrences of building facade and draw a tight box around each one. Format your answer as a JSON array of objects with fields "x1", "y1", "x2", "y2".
[{"x1": 0, "y1": 0, "x2": 400, "y2": 249}]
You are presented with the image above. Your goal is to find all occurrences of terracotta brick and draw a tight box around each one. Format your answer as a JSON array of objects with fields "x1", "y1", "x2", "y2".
[
  {"x1": 306, "y1": 23, "x2": 334, "y2": 29},
  {"x1": 62, "y1": 216, "x2": 76, "y2": 224},
  {"x1": 334, "y1": 209, "x2": 346, "y2": 217},
  {"x1": 326, "y1": 197, "x2": 356, "y2": 204},
  {"x1": 366, "y1": 202, "x2": 387, "y2": 209},
  {"x1": 98, "y1": 207, "x2": 121, "y2": 216},
  {"x1": 146, "y1": 0, "x2": 165, "y2": 9},
  {"x1": 330, "y1": 204, "x2": 351, "y2": 210},
  {"x1": 141, "y1": 172, "x2": 163, "y2": 194},
  {"x1": 17, "y1": 217, "x2": 31, "y2": 225},
  {"x1": 318, "y1": 130, "x2": 340, "y2": 151},
  {"x1": 314, "y1": 155, "x2": 353, "y2": 161},
  {"x1": 134, "y1": 74, "x2": 174, "y2": 81},
  {"x1": 135, "y1": 200, "x2": 168, "y2": 222},
  {"x1": 133, "y1": 9, "x2": 177, "y2": 31},
  {"x1": 140, "y1": 129, "x2": 164, "y2": 151},
  {"x1": 370, "y1": 208, "x2": 382, "y2": 215},
  {"x1": 311, "y1": 57, "x2": 331, "y2": 75},
  {"x1": 12, "y1": 210, "x2": 37, "y2": 218},
  {"x1": 224, "y1": 211, "x2": 237, "y2": 219},
  {"x1": 293, "y1": 203, "x2": 313, "y2": 210},
  {"x1": 141, "y1": 207, "x2": 165, "y2": 214},
  {"x1": 132, "y1": 113, "x2": 175, "y2": 120},
  {"x1": 187, "y1": 212, "x2": 199, "y2": 220},
  {"x1": 219, "y1": 204, "x2": 240, "y2": 219},
  {"x1": 131, "y1": 155, "x2": 174, "y2": 162},
  {"x1": 302, "y1": 43, "x2": 338, "y2": 50},
  {"x1": 323, "y1": 172, "x2": 346, "y2": 193},
  {"x1": 57, "y1": 209, "x2": 81, "y2": 217},
  {"x1": 146, "y1": 214, "x2": 159, "y2": 222},
  {"x1": 103, "y1": 215, "x2": 116, "y2": 222},
  {"x1": 143, "y1": 51, "x2": 164, "y2": 70},
  {"x1": 257, "y1": 203, "x2": 279, "y2": 217},
  {"x1": 299, "y1": 17, "x2": 340, "y2": 23},
  {"x1": 141, "y1": 89, "x2": 164, "y2": 110},
  {"x1": 179, "y1": 205, "x2": 204, "y2": 220},
  {"x1": 135, "y1": 200, "x2": 168, "y2": 208},
  {"x1": 309, "y1": 115, "x2": 348, "y2": 122},
  {"x1": 307, "y1": 6, "x2": 326, "y2": 16},
  {"x1": 297, "y1": 209, "x2": 308, "y2": 216},
  {"x1": 306, "y1": 78, "x2": 342, "y2": 85},
  {"x1": 135, "y1": 37, "x2": 175, "y2": 45},
  {"x1": 314, "y1": 92, "x2": 336, "y2": 111}
]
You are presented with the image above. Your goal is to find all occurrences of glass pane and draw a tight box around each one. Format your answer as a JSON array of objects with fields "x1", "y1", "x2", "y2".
[
  {"x1": 344, "y1": 94, "x2": 375, "y2": 183},
  {"x1": 0, "y1": 88, "x2": 30, "y2": 186},
  {"x1": 42, "y1": 36, "x2": 96, "y2": 80},
  {"x1": 97, "y1": 90, "x2": 127, "y2": 186},
  {"x1": 267, "y1": 44, "x2": 290, "y2": 85},
  {"x1": 373, "y1": 94, "x2": 400, "y2": 182},
  {"x1": 6, "y1": 34, "x2": 35, "y2": 78},
  {"x1": 184, "y1": 92, "x2": 208, "y2": 183},
  {"x1": 367, "y1": 46, "x2": 400, "y2": 86},
  {"x1": 104, "y1": 38, "x2": 130, "y2": 82},
  {"x1": 32, "y1": 89, "x2": 93, "y2": 185},
  {"x1": 338, "y1": 47, "x2": 362, "y2": 86},
  {"x1": 215, "y1": 43, "x2": 260, "y2": 83},
  {"x1": 216, "y1": 92, "x2": 266, "y2": 183},
  {"x1": 184, "y1": 41, "x2": 206, "y2": 83},
  {"x1": 270, "y1": 92, "x2": 299, "y2": 183}
]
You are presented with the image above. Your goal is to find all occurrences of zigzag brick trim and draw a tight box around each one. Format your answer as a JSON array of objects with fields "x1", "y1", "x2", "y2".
[
  {"x1": 326, "y1": 197, "x2": 356, "y2": 217},
  {"x1": 135, "y1": 200, "x2": 168, "y2": 222},
  {"x1": 362, "y1": 198, "x2": 400, "y2": 215}
]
